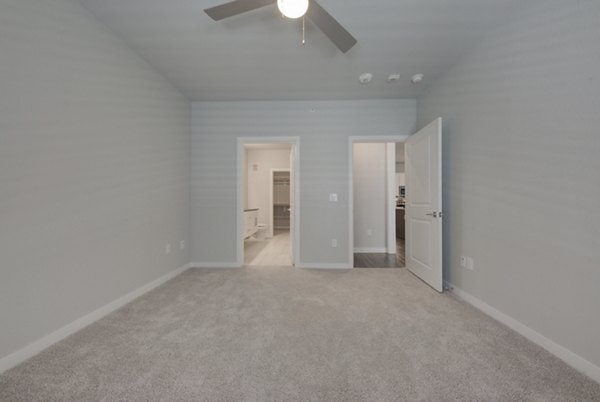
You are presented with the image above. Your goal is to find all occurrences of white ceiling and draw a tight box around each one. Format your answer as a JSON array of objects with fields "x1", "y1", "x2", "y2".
[{"x1": 79, "y1": 0, "x2": 519, "y2": 101}]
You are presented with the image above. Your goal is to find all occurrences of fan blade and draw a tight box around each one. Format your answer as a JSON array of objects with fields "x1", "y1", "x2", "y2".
[
  {"x1": 204, "y1": 0, "x2": 275, "y2": 21},
  {"x1": 306, "y1": 0, "x2": 357, "y2": 53}
]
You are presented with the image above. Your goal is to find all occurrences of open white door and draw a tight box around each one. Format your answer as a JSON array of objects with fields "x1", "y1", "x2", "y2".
[
  {"x1": 405, "y1": 118, "x2": 443, "y2": 292},
  {"x1": 289, "y1": 146, "x2": 295, "y2": 266}
]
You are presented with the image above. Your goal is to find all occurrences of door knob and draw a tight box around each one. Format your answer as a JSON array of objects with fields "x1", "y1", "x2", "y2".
[{"x1": 426, "y1": 212, "x2": 438, "y2": 218}]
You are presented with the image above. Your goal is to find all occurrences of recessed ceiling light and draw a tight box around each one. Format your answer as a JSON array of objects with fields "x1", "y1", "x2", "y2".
[
  {"x1": 358, "y1": 73, "x2": 373, "y2": 84},
  {"x1": 387, "y1": 74, "x2": 401, "y2": 83},
  {"x1": 411, "y1": 73, "x2": 424, "y2": 84}
]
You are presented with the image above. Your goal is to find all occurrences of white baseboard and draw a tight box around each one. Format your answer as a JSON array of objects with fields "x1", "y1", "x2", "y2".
[
  {"x1": 445, "y1": 281, "x2": 600, "y2": 384},
  {"x1": 0, "y1": 263, "x2": 190, "y2": 374},
  {"x1": 190, "y1": 262, "x2": 351, "y2": 270},
  {"x1": 190, "y1": 262, "x2": 241, "y2": 269},
  {"x1": 354, "y1": 247, "x2": 388, "y2": 253},
  {"x1": 297, "y1": 263, "x2": 352, "y2": 270}
]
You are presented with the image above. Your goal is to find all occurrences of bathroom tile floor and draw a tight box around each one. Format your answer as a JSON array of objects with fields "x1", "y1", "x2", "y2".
[{"x1": 244, "y1": 229, "x2": 292, "y2": 266}]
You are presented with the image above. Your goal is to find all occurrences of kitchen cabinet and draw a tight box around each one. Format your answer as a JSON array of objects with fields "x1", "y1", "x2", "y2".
[{"x1": 396, "y1": 208, "x2": 405, "y2": 240}]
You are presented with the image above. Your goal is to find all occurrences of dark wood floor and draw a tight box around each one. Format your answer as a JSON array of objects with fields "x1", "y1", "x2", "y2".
[{"x1": 354, "y1": 239, "x2": 405, "y2": 268}]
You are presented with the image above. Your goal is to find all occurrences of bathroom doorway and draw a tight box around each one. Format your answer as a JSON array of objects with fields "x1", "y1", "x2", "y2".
[{"x1": 237, "y1": 137, "x2": 299, "y2": 267}]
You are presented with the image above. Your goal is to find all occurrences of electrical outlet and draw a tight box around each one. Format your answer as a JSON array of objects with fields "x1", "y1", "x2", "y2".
[
  {"x1": 367, "y1": 229, "x2": 373, "y2": 236},
  {"x1": 165, "y1": 244, "x2": 171, "y2": 255},
  {"x1": 460, "y1": 256, "x2": 467, "y2": 268},
  {"x1": 179, "y1": 240, "x2": 185, "y2": 250},
  {"x1": 331, "y1": 239, "x2": 338, "y2": 248},
  {"x1": 466, "y1": 257, "x2": 474, "y2": 271},
  {"x1": 329, "y1": 193, "x2": 338, "y2": 202}
]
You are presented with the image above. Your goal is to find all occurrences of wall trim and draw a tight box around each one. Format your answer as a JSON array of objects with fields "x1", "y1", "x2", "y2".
[
  {"x1": 353, "y1": 247, "x2": 388, "y2": 253},
  {"x1": 297, "y1": 263, "x2": 352, "y2": 270},
  {"x1": 191, "y1": 262, "x2": 351, "y2": 270},
  {"x1": 0, "y1": 263, "x2": 190, "y2": 374},
  {"x1": 446, "y1": 281, "x2": 600, "y2": 384},
  {"x1": 189, "y1": 262, "x2": 241, "y2": 269}
]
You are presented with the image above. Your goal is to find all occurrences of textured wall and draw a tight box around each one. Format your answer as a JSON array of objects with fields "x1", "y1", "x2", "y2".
[
  {"x1": 191, "y1": 100, "x2": 416, "y2": 265},
  {"x1": 418, "y1": 0, "x2": 600, "y2": 368},
  {"x1": 0, "y1": 0, "x2": 190, "y2": 359}
]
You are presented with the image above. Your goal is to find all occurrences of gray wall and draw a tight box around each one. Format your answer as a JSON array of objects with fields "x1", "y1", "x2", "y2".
[
  {"x1": 191, "y1": 100, "x2": 416, "y2": 265},
  {"x1": 418, "y1": 0, "x2": 600, "y2": 368},
  {"x1": 0, "y1": 0, "x2": 190, "y2": 359},
  {"x1": 353, "y1": 143, "x2": 387, "y2": 252}
]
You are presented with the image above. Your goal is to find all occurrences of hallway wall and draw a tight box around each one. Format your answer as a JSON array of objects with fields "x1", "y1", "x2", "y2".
[{"x1": 353, "y1": 143, "x2": 387, "y2": 252}]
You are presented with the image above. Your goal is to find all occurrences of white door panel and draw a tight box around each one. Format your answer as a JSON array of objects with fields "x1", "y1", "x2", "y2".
[
  {"x1": 410, "y1": 138, "x2": 431, "y2": 204},
  {"x1": 410, "y1": 219, "x2": 432, "y2": 266},
  {"x1": 406, "y1": 118, "x2": 442, "y2": 292}
]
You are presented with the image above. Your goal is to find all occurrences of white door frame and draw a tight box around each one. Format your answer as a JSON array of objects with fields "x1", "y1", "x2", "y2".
[
  {"x1": 269, "y1": 168, "x2": 291, "y2": 238},
  {"x1": 237, "y1": 137, "x2": 300, "y2": 267},
  {"x1": 348, "y1": 135, "x2": 409, "y2": 268},
  {"x1": 385, "y1": 143, "x2": 397, "y2": 254}
]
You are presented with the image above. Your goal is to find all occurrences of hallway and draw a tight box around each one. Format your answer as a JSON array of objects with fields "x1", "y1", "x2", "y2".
[{"x1": 354, "y1": 239, "x2": 405, "y2": 268}]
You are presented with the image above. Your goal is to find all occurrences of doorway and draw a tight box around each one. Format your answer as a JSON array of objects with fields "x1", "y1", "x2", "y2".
[
  {"x1": 237, "y1": 137, "x2": 299, "y2": 267},
  {"x1": 350, "y1": 140, "x2": 407, "y2": 268},
  {"x1": 349, "y1": 119, "x2": 443, "y2": 292}
]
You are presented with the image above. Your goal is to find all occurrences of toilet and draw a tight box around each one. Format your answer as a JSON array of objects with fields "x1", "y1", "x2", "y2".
[{"x1": 255, "y1": 223, "x2": 268, "y2": 240}]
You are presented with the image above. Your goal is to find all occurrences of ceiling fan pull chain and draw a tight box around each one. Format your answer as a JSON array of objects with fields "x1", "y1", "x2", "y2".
[{"x1": 302, "y1": 16, "x2": 306, "y2": 45}]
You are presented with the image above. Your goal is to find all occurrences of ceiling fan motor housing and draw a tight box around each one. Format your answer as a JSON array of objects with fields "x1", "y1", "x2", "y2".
[
  {"x1": 277, "y1": 0, "x2": 309, "y2": 19},
  {"x1": 204, "y1": 0, "x2": 357, "y2": 53}
]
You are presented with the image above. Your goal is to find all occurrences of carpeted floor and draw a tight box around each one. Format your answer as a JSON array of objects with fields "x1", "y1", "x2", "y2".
[{"x1": 1, "y1": 267, "x2": 599, "y2": 401}]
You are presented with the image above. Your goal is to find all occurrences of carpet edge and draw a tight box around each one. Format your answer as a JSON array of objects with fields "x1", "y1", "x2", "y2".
[
  {"x1": 0, "y1": 263, "x2": 191, "y2": 374},
  {"x1": 445, "y1": 280, "x2": 600, "y2": 384}
]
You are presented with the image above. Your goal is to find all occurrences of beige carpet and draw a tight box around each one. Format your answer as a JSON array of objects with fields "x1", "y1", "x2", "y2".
[{"x1": 1, "y1": 267, "x2": 599, "y2": 401}]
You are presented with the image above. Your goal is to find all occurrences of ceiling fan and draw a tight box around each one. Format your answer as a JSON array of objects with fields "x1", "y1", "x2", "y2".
[{"x1": 204, "y1": 0, "x2": 357, "y2": 53}]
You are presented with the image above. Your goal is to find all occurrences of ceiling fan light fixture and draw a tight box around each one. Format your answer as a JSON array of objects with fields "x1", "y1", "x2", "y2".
[{"x1": 277, "y1": 0, "x2": 309, "y2": 19}]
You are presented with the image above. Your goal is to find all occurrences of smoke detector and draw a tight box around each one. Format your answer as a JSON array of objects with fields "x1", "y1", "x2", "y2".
[
  {"x1": 411, "y1": 73, "x2": 424, "y2": 84},
  {"x1": 358, "y1": 73, "x2": 373, "y2": 84}
]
